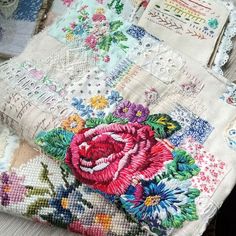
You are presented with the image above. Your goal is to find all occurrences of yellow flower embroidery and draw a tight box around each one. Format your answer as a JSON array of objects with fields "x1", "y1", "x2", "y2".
[
  {"x1": 61, "y1": 114, "x2": 85, "y2": 133},
  {"x1": 96, "y1": 8, "x2": 105, "y2": 14},
  {"x1": 66, "y1": 33, "x2": 75, "y2": 42},
  {"x1": 90, "y1": 95, "x2": 108, "y2": 110}
]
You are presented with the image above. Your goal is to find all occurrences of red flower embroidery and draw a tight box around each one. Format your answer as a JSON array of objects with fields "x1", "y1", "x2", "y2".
[
  {"x1": 85, "y1": 34, "x2": 97, "y2": 49},
  {"x1": 65, "y1": 123, "x2": 173, "y2": 195}
]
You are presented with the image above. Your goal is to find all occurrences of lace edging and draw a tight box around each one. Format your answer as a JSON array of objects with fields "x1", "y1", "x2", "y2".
[{"x1": 212, "y1": 1, "x2": 236, "y2": 75}]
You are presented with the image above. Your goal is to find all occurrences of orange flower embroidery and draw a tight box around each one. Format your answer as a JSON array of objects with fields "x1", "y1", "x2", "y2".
[{"x1": 61, "y1": 114, "x2": 85, "y2": 133}]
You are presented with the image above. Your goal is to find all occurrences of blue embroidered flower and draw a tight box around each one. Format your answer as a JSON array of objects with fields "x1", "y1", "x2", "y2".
[
  {"x1": 43, "y1": 185, "x2": 85, "y2": 226},
  {"x1": 186, "y1": 118, "x2": 213, "y2": 144},
  {"x1": 72, "y1": 97, "x2": 85, "y2": 111},
  {"x1": 121, "y1": 177, "x2": 200, "y2": 229},
  {"x1": 108, "y1": 90, "x2": 123, "y2": 105},
  {"x1": 97, "y1": 111, "x2": 106, "y2": 118},
  {"x1": 208, "y1": 18, "x2": 219, "y2": 29},
  {"x1": 126, "y1": 25, "x2": 146, "y2": 40},
  {"x1": 80, "y1": 105, "x2": 93, "y2": 118},
  {"x1": 73, "y1": 25, "x2": 85, "y2": 36}
]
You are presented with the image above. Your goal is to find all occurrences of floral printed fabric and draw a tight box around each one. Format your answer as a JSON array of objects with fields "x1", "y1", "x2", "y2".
[
  {"x1": 169, "y1": 105, "x2": 214, "y2": 146},
  {"x1": 180, "y1": 137, "x2": 228, "y2": 196}
]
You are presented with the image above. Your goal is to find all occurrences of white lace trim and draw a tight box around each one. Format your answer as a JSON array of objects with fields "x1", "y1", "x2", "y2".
[{"x1": 212, "y1": 1, "x2": 236, "y2": 75}]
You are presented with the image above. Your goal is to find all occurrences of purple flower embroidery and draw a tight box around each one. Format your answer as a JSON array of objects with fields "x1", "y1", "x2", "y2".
[
  {"x1": 114, "y1": 100, "x2": 133, "y2": 119},
  {"x1": 114, "y1": 100, "x2": 149, "y2": 123},
  {"x1": 130, "y1": 104, "x2": 149, "y2": 123},
  {"x1": 0, "y1": 172, "x2": 27, "y2": 206}
]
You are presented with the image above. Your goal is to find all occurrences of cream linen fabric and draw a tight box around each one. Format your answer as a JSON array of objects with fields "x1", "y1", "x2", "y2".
[{"x1": 138, "y1": 0, "x2": 230, "y2": 66}]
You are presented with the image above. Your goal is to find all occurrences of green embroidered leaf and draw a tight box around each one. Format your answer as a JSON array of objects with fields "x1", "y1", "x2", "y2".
[
  {"x1": 119, "y1": 44, "x2": 129, "y2": 51},
  {"x1": 25, "y1": 198, "x2": 49, "y2": 217},
  {"x1": 26, "y1": 187, "x2": 50, "y2": 197},
  {"x1": 107, "y1": 0, "x2": 124, "y2": 14},
  {"x1": 144, "y1": 114, "x2": 181, "y2": 138},
  {"x1": 167, "y1": 149, "x2": 200, "y2": 180},
  {"x1": 113, "y1": 31, "x2": 128, "y2": 42},
  {"x1": 41, "y1": 213, "x2": 67, "y2": 228},
  {"x1": 161, "y1": 188, "x2": 200, "y2": 228},
  {"x1": 86, "y1": 113, "x2": 128, "y2": 128},
  {"x1": 105, "y1": 113, "x2": 128, "y2": 124},
  {"x1": 109, "y1": 20, "x2": 123, "y2": 32},
  {"x1": 40, "y1": 162, "x2": 56, "y2": 195},
  {"x1": 35, "y1": 128, "x2": 74, "y2": 161},
  {"x1": 98, "y1": 35, "x2": 112, "y2": 52},
  {"x1": 80, "y1": 198, "x2": 93, "y2": 209}
]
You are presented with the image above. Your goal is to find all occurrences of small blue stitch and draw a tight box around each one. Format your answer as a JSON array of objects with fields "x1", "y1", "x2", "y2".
[{"x1": 108, "y1": 90, "x2": 123, "y2": 105}]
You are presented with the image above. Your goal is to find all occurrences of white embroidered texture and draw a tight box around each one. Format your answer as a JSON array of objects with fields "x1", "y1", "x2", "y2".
[{"x1": 126, "y1": 38, "x2": 185, "y2": 84}]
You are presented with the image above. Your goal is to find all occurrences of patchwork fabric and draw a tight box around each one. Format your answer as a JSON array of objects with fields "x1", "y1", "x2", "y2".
[
  {"x1": 169, "y1": 105, "x2": 214, "y2": 146},
  {"x1": 180, "y1": 137, "x2": 228, "y2": 197},
  {"x1": 0, "y1": 0, "x2": 236, "y2": 235}
]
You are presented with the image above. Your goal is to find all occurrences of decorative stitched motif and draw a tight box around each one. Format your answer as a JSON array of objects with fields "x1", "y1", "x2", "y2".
[
  {"x1": 220, "y1": 83, "x2": 236, "y2": 107},
  {"x1": 72, "y1": 90, "x2": 123, "y2": 119},
  {"x1": 225, "y1": 119, "x2": 236, "y2": 151},
  {"x1": 169, "y1": 105, "x2": 214, "y2": 146},
  {"x1": 35, "y1": 98, "x2": 203, "y2": 234},
  {"x1": 49, "y1": 2, "x2": 137, "y2": 69},
  {"x1": 4, "y1": 156, "x2": 144, "y2": 236},
  {"x1": 180, "y1": 137, "x2": 228, "y2": 196}
]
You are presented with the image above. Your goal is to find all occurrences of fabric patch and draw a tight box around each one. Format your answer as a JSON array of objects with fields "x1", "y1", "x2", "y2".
[
  {"x1": 169, "y1": 105, "x2": 214, "y2": 146},
  {"x1": 137, "y1": 0, "x2": 229, "y2": 65},
  {"x1": 225, "y1": 119, "x2": 236, "y2": 151},
  {"x1": 220, "y1": 83, "x2": 236, "y2": 107},
  {"x1": 70, "y1": 69, "x2": 123, "y2": 119},
  {"x1": 13, "y1": 0, "x2": 44, "y2": 22},
  {"x1": 127, "y1": 42, "x2": 184, "y2": 84},
  {"x1": 2, "y1": 156, "x2": 144, "y2": 236},
  {"x1": 180, "y1": 137, "x2": 228, "y2": 197},
  {"x1": 48, "y1": 0, "x2": 138, "y2": 71}
]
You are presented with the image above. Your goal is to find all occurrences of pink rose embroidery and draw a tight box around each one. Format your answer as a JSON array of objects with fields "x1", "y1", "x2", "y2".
[
  {"x1": 92, "y1": 13, "x2": 106, "y2": 22},
  {"x1": 85, "y1": 35, "x2": 97, "y2": 49},
  {"x1": 65, "y1": 123, "x2": 173, "y2": 195}
]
